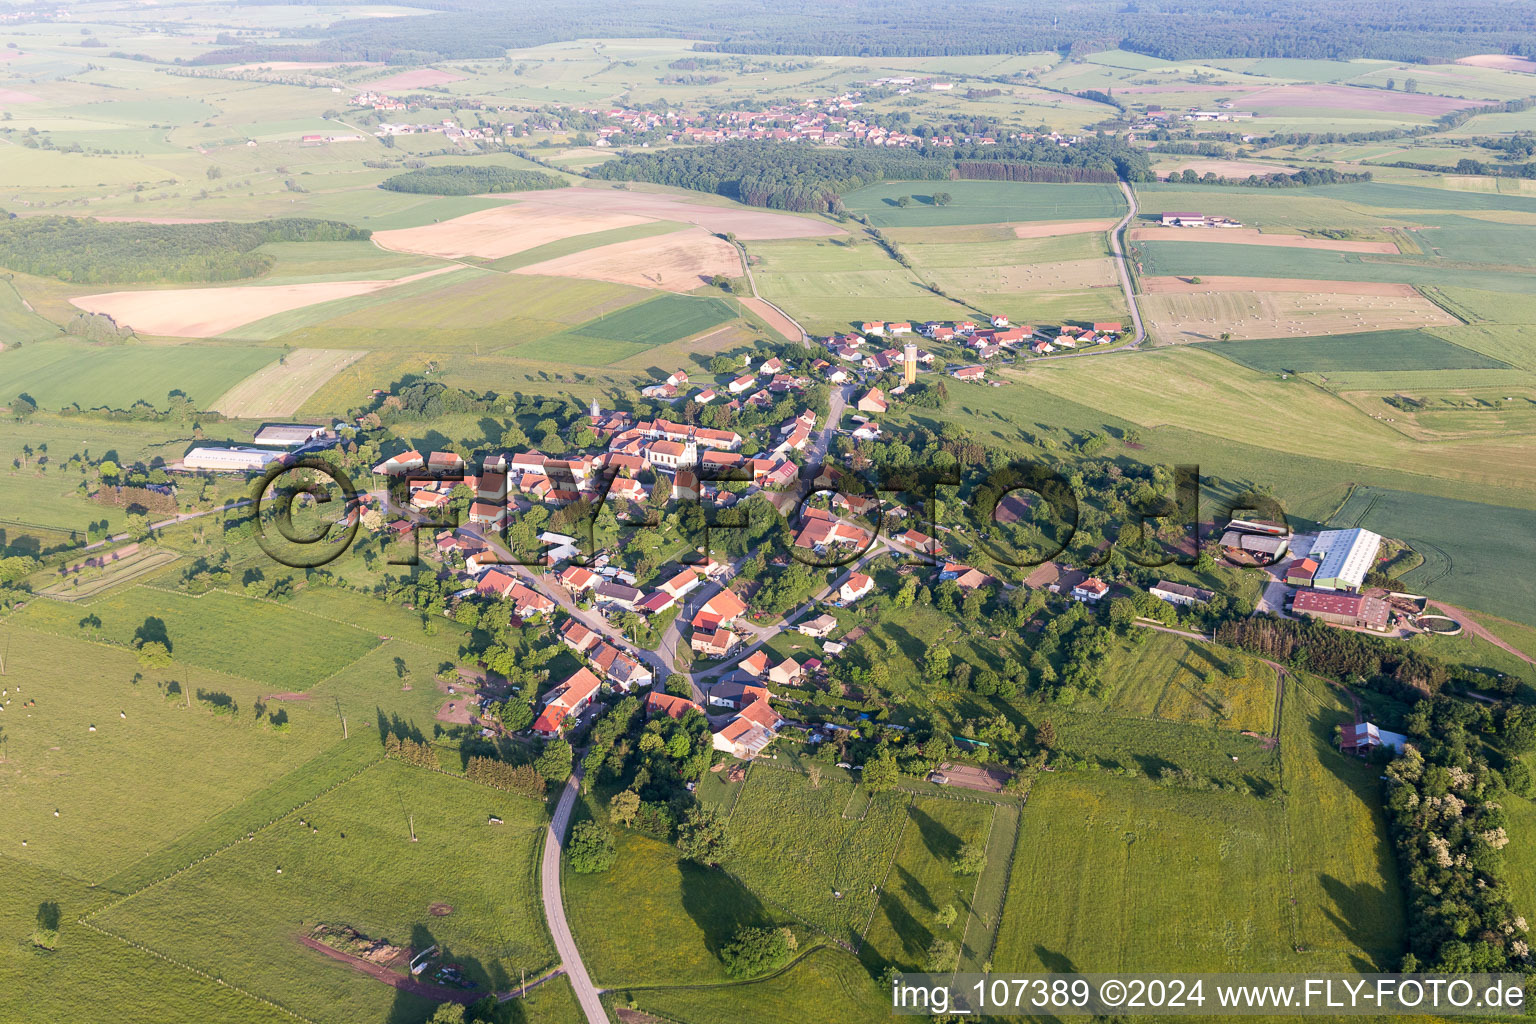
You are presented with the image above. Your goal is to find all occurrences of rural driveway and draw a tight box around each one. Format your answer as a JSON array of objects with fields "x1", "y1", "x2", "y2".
[{"x1": 541, "y1": 767, "x2": 608, "y2": 1024}]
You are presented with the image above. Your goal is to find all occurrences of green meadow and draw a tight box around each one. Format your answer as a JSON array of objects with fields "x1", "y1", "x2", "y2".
[
  {"x1": 0, "y1": 340, "x2": 280, "y2": 411},
  {"x1": 92, "y1": 759, "x2": 552, "y2": 1024},
  {"x1": 992, "y1": 773, "x2": 1296, "y2": 972},
  {"x1": 1209, "y1": 330, "x2": 1510, "y2": 374},
  {"x1": 842, "y1": 180, "x2": 1125, "y2": 228}
]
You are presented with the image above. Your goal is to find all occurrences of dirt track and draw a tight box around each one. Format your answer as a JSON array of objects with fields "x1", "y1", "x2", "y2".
[{"x1": 298, "y1": 935, "x2": 481, "y2": 1004}]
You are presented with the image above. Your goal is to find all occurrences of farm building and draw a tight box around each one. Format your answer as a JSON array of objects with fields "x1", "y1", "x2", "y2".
[
  {"x1": 253, "y1": 424, "x2": 327, "y2": 448},
  {"x1": 1292, "y1": 589, "x2": 1391, "y2": 631},
  {"x1": 1305, "y1": 528, "x2": 1382, "y2": 593},
  {"x1": 1161, "y1": 212, "x2": 1207, "y2": 227},
  {"x1": 183, "y1": 447, "x2": 283, "y2": 472},
  {"x1": 1220, "y1": 530, "x2": 1289, "y2": 562},
  {"x1": 1285, "y1": 558, "x2": 1319, "y2": 587},
  {"x1": 1149, "y1": 580, "x2": 1213, "y2": 606},
  {"x1": 1340, "y1": 720, "x2": 1408, "y2": 756}
]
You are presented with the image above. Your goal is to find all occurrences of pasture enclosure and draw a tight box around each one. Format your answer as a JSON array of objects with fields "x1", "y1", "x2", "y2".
[
  {"x1": 1280, "y1": 678, "x2": 1405, "y2": 968},
  {"x1": 859, "y1": 796, "x2": 993, "y2": 972},
  {"x1": 1102, "y1": 632, "x2": 1277, "y2": 734},
  {"x1": 992, "y1": 774, "x2": 1295, "y2": 972},
  {"x1": 722, "y1": 766, "x2": 908, "y2": 945},
  {"x1": 91, "y1": 759, "x2": 551, "y2": 1024}
]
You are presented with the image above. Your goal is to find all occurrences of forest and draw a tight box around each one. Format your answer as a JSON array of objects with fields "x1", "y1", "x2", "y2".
[
  {"x1": 589, "y1": 138, "x2": 1150, "y2": 212},
  {"x1": 200, "y1": 0, "x2": 1536, "y2": 65},
  {"x1": 0, "y1": 214, "x2": 370, "y2": 284},
  {"x1": 378, "y1": 164, "x2": 568, "y2": 196}
]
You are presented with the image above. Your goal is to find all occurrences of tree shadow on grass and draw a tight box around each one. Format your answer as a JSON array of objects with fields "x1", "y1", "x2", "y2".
[{"x1": 678, "y1": 858, "x2": 777, "y2": 959}]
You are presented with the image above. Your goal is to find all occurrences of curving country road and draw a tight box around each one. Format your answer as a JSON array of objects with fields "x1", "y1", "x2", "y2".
[{"x1": 540, "y1": 767, "x2": 608, "y2": 1024}]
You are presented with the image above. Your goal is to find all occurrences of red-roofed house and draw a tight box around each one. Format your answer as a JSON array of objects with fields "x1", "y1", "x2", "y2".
[
  {"x1": 560, "y1": 618, "x2": 601, "y2": 655},
  {"x1": 647, "y1": 690, "x2": 704, "y2": 720},
  {"x1": 1071, "y1": 577, "x2": 1109, "y2": 603},
  {"x1": 712, "y1": 698, "x2": 784, "y2": 759},
  {"x1": 531, "y1": 667, "x2": 603, "y2": 738},
  {"x1": 508, "y1": 582, "x2": 555, "y2": 619},
  {"x1": 951, "y1": 365, "x2": 985, "y2": 381},
  {"x1": 476, "y1": 569, "x2": 518, "y2": 599},
  {"x1": 690, "y1": 627, "x2": 737, "y2": 658},
  {"x1": 740, "y1": 650, "x2": 771, "y2": 677},
  {"x1": 559, "y1": 565, "x2": 598, "y2": 593},
  {"x1": 856, "y1": 388, "x2": 888, "y2": 414},
  {"x1": 692, "y1": 587, "x2": 748, "y2": 631}
]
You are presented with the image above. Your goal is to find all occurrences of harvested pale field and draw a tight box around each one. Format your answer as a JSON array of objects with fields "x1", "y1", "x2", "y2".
[
  {"x1": 0, "y1": 89, "x2": 42, "y2": 104},
  {"x1": 211, "y1": 348, "x2": 366, "y2": 417},
  {"x1": 372, "y1": 204, "x2": 651, "y2": 260},
  {"x1": 369, "y1": 67, "x2": 464, "y2": 90},
  {"x1": 1242, "y1": 84, "x2": 1487, "y2": 116},
  {"x1": 70, "y1": 266, "x2": 456, "y2": 338},
  {"x1": 1141, "y1": 276, "x2": 1422, "y2": 296},
  {"x1": 953, "y1": 257, "x2": 1118, "y2": 292},
  {"x1": 1160, "y1": 158, "x2": 1302, "y2": 178},
  {"x1": 739, "y1": 297, "x2": 803, "y2": 341},
  {"x1": 512, "y1": 227, "x2": 739, "y2": 292},
  {"x1": 1012, "y1": 219, "x2": 1117, "y2": 238},
  {"x1": 492, "y1": 187, "x2": 844, "y2": 240},
  {"x1": 1455, "y1": 54, "x2": 1536, "y2": 73},
  {"x1": 1141, "y1": 289, "x2": 1457, "y2": 345},
  {"x1": 1130, "y1": 226, "x2": 1400, "y2": 254}
]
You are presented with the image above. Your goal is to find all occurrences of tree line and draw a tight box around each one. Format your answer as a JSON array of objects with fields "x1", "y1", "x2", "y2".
[
  {"x1": 203, "y1": 0, "x2": 1536, "y2": 65},
  {"x1": 589, "y1": 138, "x2": 1150, "y2": 213},
  {"x1": 0, "y1": 214, "x2": 369, "y2": 285},
  {"x1": 378, "y1": 164, "x2": 568, "y2": 196}
]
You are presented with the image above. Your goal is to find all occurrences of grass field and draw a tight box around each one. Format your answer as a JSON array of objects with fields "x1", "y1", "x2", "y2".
[
  {"x1": 539, "y1": 293, "x2": 739, "y2": 366},
  {"x1": 991, "y1": 773, "x2": 1296, "y2": 972},
  {"x1": 91, "y1": 758, "x2": 551, "y2": 1024},
  {"x1": 1327, "y1": 485, "x2": 1536, "y2": 625},
  {"x1": 859, "y1": 796, "x2": 993, "y2": 972},
  {"x1": 723, "y1": 766, "x2": 908, "y2": 945},
  {"x1": 842, "y1": 181, "x2": 1125, "y2": 228},
  {"x1": 0, "y1": 624, "x2": 353, "y2": 882},
  {"x1": 0, "y1": 277, "x2": 63, "y2": 344},
  {"x1": 1102, "y1": 632, "x2": 1278, "y2": 734},
  {"x1": 565, "y1": 824, "x2": 787, "y2": 987},
  {"x1": 0, "y1": 339, "x2": 281, "y2": 411},
  {"x1": 1208, "y1": 329, "x2": 1511, "y2": 373},
  {"x1": 1280, "y1": 678, "x2": 1405, "y2": 969},
  {"x1": 620, "y1": 945, "x2": 890, "y2": 1024},
  {"x1": 14, "y1": 586, "x2": 383, "y2": 690},
  {"x1": 1015, "y1": 348, "x2": 1536, "y2": 498}
]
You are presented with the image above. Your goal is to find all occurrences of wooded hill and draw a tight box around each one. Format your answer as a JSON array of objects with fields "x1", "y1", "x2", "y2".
[
  {"x1": 0, "y1": 214, "x2": 370, "y2": 285},
  {"x1": 378, "y1": 165, "x2": 568, "y2": 196},
  {"x1": 199, "y1": 0, "x2": 1536, "y2": 65},
  {"x1": 589, "y1": 139, "x2": 1152, "y2": 213}
]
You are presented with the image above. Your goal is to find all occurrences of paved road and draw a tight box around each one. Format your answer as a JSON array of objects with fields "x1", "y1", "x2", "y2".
[
  {"x1": 541, "y1": 767, "x2": 608, "y2": 1024},
  {"x1": 1109, "y1": 179, "x2": 1146, "y2": 348},
  {"x1": 1017, "y1": 179, "x2": 1146, "y2": 365}
]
